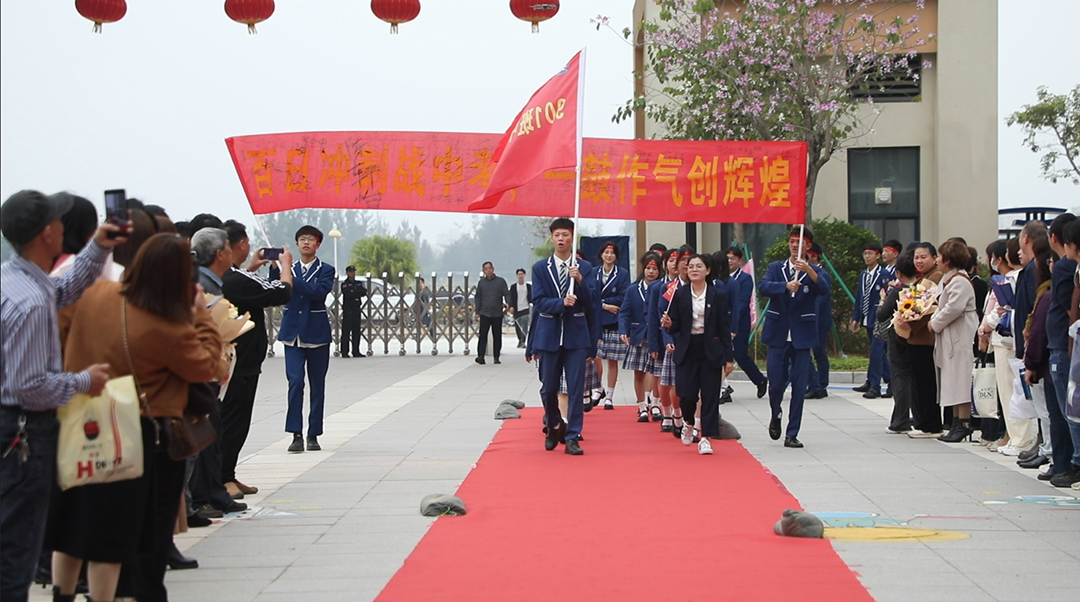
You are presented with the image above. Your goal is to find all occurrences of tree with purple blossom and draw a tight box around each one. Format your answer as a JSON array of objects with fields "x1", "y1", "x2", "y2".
[{"x1": 605, "y1": 0, "x2": 933, "y2": 222}]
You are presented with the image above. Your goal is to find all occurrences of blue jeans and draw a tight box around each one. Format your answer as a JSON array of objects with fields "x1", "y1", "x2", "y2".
[
  {"x1": 0, "y1": 407, "x2": 57, "y2": 602},
  {"x1": 1049, "y1": 350, "x2": 1080, "y2": 468}
]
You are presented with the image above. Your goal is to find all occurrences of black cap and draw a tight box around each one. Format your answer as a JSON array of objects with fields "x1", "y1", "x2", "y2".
[
  {"x1": 1, "y1": 190, "x2": 74, "y2": 246},
  {"x1": 345, "y1": 265, "x2": 356, "y2": 272}
]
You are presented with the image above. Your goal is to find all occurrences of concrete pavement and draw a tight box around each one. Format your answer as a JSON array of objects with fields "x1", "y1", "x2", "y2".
[{"x1": 32, "y1": 343, "x2": 1079, "y2": 601}]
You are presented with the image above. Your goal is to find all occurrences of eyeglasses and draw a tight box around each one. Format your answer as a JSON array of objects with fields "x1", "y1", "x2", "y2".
[{"x1": 297, "y1": 236, "x2": 318, "y2": 243}]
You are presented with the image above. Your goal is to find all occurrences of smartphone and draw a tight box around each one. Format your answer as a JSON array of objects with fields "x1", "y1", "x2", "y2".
[
  {"x1": 104, "y1": 189, "x2": 129, "y2": 238},
  {"x1": 262, "y1": 247, "x2": 283, "y2": 261}
]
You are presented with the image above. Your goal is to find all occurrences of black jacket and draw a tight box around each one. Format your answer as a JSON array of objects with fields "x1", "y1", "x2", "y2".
[
  {"x1": 222, "y1": 267, "x2": 292, "y2": 376},
  {"x1": 664, "y1": 282, "x2": 733, "y2": 369}
]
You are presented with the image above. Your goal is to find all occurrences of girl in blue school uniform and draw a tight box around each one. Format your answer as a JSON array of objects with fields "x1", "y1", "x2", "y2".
[
  {"x1": 619, "y1": 252, "x2": 662, "y2": 422},
  {"x1": 647, "y1": 248, "x2": 682, "y2": 433},
  {"x1": 594, "y1": 243, "x2": 630, "y2": 409}
]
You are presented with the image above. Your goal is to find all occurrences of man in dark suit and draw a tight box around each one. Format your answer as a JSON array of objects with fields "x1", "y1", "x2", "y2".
[
  {"x1": 507, "y1": 268, "x2": 532, "y2": 348},
  {"x1": 759, "y1": 227, "x2": 830, "y2": 448},
  {"x1": 805, "y1": 243, "x2": 832, "y2": 399},
  {"x1": 530, "y1": 218, "x2": 598, "y2": 455},
  {"x1": 726, "y1": 247, "x2": 768, "y2": 398},
  {"x1": 851, "y1": 242, "x2": 891, "y2": 398},
  {"x1": 339, "y1": 266, "x2": 366, "y2": 358},
  {"x1": 273, "y1": 225, "x2": 335, "y2": 453}
]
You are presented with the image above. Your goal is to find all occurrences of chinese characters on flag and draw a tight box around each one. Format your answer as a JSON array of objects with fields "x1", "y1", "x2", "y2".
[{"x1": 226, "y1": 132, "x2": 808, "y2": 224}]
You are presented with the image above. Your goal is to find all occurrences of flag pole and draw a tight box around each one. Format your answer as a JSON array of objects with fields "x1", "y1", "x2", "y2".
[
  {"x1": 568, "y1": 46, "x2": 587, "y2": 297},
  {"x1": 792, "y1": 223, "x2": 805, "y2": 298}
]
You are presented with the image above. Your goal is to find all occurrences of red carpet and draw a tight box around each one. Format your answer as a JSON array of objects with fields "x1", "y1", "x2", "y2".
[{"x1": 376, "y1": 407, "x2": 873, "y2": 602}]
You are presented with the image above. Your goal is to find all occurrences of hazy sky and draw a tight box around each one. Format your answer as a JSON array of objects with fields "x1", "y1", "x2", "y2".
[{"x1": 1, "y1": 1, "x2": 1076, "y2": 246}]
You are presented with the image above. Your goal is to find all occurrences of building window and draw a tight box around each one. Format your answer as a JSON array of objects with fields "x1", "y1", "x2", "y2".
[
  {"x1": 850, "y1": 54, "x2": 922, "y2": 103},
  {"x1": 848, "y1": 146, "x2": 920, "y2": 243}
]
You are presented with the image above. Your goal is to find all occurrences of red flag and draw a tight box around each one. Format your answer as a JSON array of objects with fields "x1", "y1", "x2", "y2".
[
  {"x1": 662, "y1": 280, "x2": 679, "y2": 302},
  {"x1": 468, "y1": 52, "x2": 581, "y2": 211}
]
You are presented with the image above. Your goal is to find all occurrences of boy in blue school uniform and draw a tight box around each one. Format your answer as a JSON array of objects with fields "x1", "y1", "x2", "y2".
[
  {"x1": 758, "y1": 227, "x2": 830, "y2": 448},
  {"x1": 805, "y1": 243, "x2": 832, "y2": 399},
  {"x1": 530, "y1": 218, "x2": 598, "y2": 455},
  {"x1": 851, "y1": 242, "x2": 891, "y2": 398},
  {"x1": 273, "y1": 226, "x2": 336, "y2": 453}
]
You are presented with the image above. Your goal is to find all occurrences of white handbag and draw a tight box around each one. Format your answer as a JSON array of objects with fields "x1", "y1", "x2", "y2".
[
  {"x1": 1008, "y1": 358, "x2": 1038, "y2": 420},
  {"x1": 971, "y1": 355, "x2": 998, "y2": 419},
  {"x1": 56, "y1": 376, "x2": 145, "y2": 490}
]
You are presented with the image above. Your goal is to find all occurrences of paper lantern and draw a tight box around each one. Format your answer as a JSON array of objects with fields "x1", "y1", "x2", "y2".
[
  {"x1": 75, "y1": 0, "x2": 127, "y2": 33},
  {"x1": 371, "y1": 0, "x2": 421, "y2": 35},
  {"x1": 225, "y1": 0, "x2": 275, "y2": 34},
  {"x1": 510, "y1": 0, "x2": 559, "y2": 33}
]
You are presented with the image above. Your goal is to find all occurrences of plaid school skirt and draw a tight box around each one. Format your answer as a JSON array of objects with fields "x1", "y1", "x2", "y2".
[
  {"x1": 597, "y1": 328, "x2": 628, "y2": 361},
  {"x1": 559, "y1": 357, "x2": 601, "y2": 394},
  {"x1": 659, "y1": 352, "x2": 677, "y2": 387},
  {"x1": 623, "y1": 341, "x2": 654, "y2": 373}
]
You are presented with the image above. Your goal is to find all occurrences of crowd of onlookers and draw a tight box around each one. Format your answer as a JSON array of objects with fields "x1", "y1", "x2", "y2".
[
  {"x1": 1, "y1": 191, "x2": 299, "y2": 602},
  {"x1": 870, "y1": 218, "x2": 1080, "y2": 490}
]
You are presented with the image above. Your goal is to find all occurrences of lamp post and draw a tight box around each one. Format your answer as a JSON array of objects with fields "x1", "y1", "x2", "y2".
[{"x1": 328, "y1": 226, "x2": 343, "y2": 356}]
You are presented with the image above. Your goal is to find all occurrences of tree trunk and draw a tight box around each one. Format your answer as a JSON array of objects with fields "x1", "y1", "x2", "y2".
[
  {"x1": 804, "y1": 165, "x2": 819, "y2": 227},
  {"x1": 733, "y1": 222, "x2": 745, "y2": 244}
]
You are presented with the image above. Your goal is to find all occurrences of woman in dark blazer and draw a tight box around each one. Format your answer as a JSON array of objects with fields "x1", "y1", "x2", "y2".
[
  {"x1": 661, "y1": 254, "x2": 734, "y2": 455},
  {"x1": 619, "y1": 252, "x2": 662, "y2": 422},
  {"x1": 594, "y1": 243, "x2": 630, "y2": 407}
]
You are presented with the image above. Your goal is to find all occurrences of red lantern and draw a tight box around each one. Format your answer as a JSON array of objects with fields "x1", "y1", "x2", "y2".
[
  {"x1": 510, "y1": 0, "x2": 559, "y2": 33},
  {"x1": 371, "y1": 0, "x2": 421, "y2": 35},
  {"x1": 75, "y1": 0, "x2": 127, "y2": 34},
  {"x1": 225, "y1": 0, "x2": 275, "y2": 34}
]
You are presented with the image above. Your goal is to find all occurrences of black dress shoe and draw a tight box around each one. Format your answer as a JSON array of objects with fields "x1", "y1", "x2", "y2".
[
  {"x1": 167, "y1": 543, "x2": 199, "y2": 570},
  {"x1": 863, "y1": 388, "x2": 881, "y2": 399},
  {"x1": 1018, "y1": 454, "x2": 1050, "y2": 469},
  {"x1": 221, "y1": 501, "x2": 247, "y2": 514},
  {"x1": 307, "y1": 435, "x2": 321, "y2": 451},
  {"x1": 196, "y1": 504, "x2": 224, "y2": 519},
  {"x1": 881, "y1": 389, "x2": 892, "y2": 398},
  {"x1": 1037, "y1": 469, "x2": 1056, "y2": 481},
  {"x1": 564, "y1": 438, "x2": 583, "y2": 455},
  {"x1": 474, "y1": 357, "x2": 486, "y2": 365},
  {"x1": 757, "y1": 381, "x2": 768, "y2": 399},
  {"x1": 853, "y1": 381, "x2": 871, "y2": 393},
  {"x1": 288, "y1": 433, "x2": 304, "y2": 453},
  {"x1": 784, "y1": 436, "x2": 804, "y2": 448},
  {"x1": 768, "y1": 416, "x2": 782, "y2": 441},
  {"x1": 493, "y1": 358, "x2": 501, "y2": 364},
  {"x1": 187, "y1": 513, "x2": 212, "y2": 528}
]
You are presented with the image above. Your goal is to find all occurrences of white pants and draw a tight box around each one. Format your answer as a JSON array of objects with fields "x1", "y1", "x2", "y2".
[{"x1": 993, "y1": 345, "x2": 1037, "y2": 449}]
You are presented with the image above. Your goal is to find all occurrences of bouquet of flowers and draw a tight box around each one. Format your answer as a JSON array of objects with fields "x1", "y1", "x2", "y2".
[
  {"x1": 893, "y1": 279, "x2": 939, "y2": 338},
  {"x1": 205, "y1": 294, "x2": 255, "y2": 390}
]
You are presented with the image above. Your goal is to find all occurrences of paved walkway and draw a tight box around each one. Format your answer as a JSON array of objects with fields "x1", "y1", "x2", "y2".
[{"x1": 33, "y1": 346, "x2": 1079, "y2": 602}]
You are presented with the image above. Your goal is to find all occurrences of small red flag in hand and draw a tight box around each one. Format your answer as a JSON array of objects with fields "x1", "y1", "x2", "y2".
[
  {"x1": 468, "y1": 51, "x2": 581, "y2": 212},
  {"x1": 662, "y1": 280, "x2": 679, "y2": 302}
]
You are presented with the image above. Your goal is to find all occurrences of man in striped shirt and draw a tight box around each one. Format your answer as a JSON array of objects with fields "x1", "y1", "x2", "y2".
[{"x1": 1, "y1": 190, "x2": 124, "y2": 602}]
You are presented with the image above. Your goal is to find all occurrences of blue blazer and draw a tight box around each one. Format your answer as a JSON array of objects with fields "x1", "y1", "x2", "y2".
[
  {"x1": 816, "y1": 269, "x2": 834, "y2": 331},
  {"x1": 758, "y1": 260, "x2": 830, "y2": 350},
  {"x1": 594, "y1": 265, "x2": 630, "y2": 327},
  {"x1": 664, "y1": 283, "x2": 733, "y2": 368},
  {"x1": 530, "y1": 257, "x2": 599, "y2": 355},
  {"x1": 618, "y1": 280, "x2": 651, "y2": 346},
  {"x1": 713, "y1": 277, "x2": 742, "y2": 336},
  {"x1": 647, "y1": 278, "x2": 679, "y2": 354},
  {"x1": 274, "y1": 258, "x2": 335, "y2": 345},
  {"x1": 729, "y1": 269, "x2": 755, "y2": 334},
  {"x1": 852, "y1": 266, "x2": 889, "y2": 327}
]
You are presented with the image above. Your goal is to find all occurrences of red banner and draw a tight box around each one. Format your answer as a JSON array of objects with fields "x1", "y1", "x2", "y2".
[{"x1": 226, "y1": 132, "x2": 807, "y2": 224}]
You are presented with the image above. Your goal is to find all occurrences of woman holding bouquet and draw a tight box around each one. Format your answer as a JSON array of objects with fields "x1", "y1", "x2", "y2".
[
  {"x1": 878, "y1": 255, "x2": 921, "y2": 433},
  {"x1": 928, "y1": 240, "x2": 979, "y2": 442},
  {"x1": 900, "y1": 244, "x2": 945, "y2": 437}
]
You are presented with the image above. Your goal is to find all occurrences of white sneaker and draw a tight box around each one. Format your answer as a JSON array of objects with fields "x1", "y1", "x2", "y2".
[
  {"x1": 998, "y1": 444, "x2": 1021, "y2": 456},
  {"x1": 681, "y1": 424, "x2": 695, "y2": 445},
  {"x1": 907, "y1": 430, "x2": 943, "y2": 439},
  {"x1": 698, "y1": 438, "x2": 713, "y2": 455}
]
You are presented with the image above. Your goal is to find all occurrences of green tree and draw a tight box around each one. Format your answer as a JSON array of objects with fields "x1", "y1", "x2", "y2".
[
  {"x1": 610, "y1": 0, "x2": 932, "y2": 221},
  {"x1": 350, "y1": 235, "x2": 419, "y2": 282},
  {"x1": 1006, "y1": 84, "x2": 1080, "y2": 185},
  {"x1": 766, "y1": 217, "x2": 879, "y2": 355}
]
